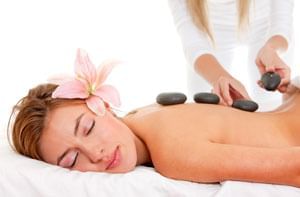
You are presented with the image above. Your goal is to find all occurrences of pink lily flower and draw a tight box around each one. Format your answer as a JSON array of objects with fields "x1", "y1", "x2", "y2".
[{"x1": 51, "y1": 48, "x2": 121, "y2": 116}]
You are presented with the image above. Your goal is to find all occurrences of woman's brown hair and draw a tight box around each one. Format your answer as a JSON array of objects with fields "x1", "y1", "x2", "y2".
[
  {"x1": 8, "y1": 83, "x2": 84, "y2": 160},
  {"x1": 186, "y1": 0, "x2": 251, "y2": 43}
]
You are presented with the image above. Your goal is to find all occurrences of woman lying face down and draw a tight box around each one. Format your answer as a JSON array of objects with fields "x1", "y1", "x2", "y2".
[
  {"x1": 9, "y1": 82, "x2": 300, "y2": 187},
  {"x1": 9, "y1": 49, "x2": 300, "y2": 187}
]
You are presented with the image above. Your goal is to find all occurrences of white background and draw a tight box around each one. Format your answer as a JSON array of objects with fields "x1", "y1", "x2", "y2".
[{"x1": 0, "y1": 0, "x2": 300, "y2": 127}]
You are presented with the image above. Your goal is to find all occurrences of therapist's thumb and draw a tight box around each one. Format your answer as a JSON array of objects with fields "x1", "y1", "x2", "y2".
[{"x1": 265, "y1": 65, "x2": 275, "y2": 73}]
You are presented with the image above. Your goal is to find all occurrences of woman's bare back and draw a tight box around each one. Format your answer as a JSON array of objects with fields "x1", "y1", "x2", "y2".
[
  {"x1": 123, "y1": 87, "x2": 300, "y2": 186},
  {"x1": 124, "y1": 88, "x2": 300, "y2": 149}
]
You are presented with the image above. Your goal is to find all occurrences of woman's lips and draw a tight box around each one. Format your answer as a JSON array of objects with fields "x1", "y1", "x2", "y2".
[{"x1": 106, "y1": 146, "x2": 121, "y2": 170}]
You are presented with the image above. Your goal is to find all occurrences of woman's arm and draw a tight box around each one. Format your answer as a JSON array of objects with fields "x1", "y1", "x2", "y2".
[
  {"x1": 167, "y1": 0, "x2": 227, "y2": 81},
  {"x1": 157, "y1": 141, "x2": 300, "y2": 187},
  {"x1": 194, "y1": 54, "x2": 231, "y2": 86},
  {"x1": 255, "y1": 0, "x2": 294, "y2": 92},
  {"x1": 167, "y1": 0, "x2": 251, "y2": 104},
  {"x1": 256, "y1": 36, "x2": 291, "y2": 93},
  {"x1": 195, "y1": 54, "x2": 251, "y2": 104},
  {"x1": 264, "y1": 35, "x2": 288, "y2": 53}
]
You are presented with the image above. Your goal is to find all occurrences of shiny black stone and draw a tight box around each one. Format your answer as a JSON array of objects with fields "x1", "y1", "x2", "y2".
[
  {"x1": 232, "y1": 99, "x2": 259, "y2": 112},
  {"x1": 156, "y1": 92, "x2": 187, "y2": 106},
  {"x1": 261, "y1": 72, "x2": 281, "y2": 91},
  {"x1": 193, "y1": 92, "x2": 220, "y2": 104}
]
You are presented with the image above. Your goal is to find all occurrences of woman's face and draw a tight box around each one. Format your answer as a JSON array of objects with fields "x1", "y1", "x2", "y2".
[{"x1": 39, "y1": 103, "x2": 138, "y2": 173}]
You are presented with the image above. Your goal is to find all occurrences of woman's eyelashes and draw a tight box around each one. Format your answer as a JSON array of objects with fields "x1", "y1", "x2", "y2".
[
  {"x1": 70, "y1": 152, "x2": 79, "y2": 168},
  {"x1": 86, "y1": 119, "x2": 95, "y2": 136},
  {"x1": 60, "y1": 150, "x2": 78, "y2": 168},
  {"x1": 81, "y1": 117, "x2": 95, "y2": 136}
]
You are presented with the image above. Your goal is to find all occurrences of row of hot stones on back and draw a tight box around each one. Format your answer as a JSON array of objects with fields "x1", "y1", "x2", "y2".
[{"x1": 156, "y1": 72, "x2": 281, "y2": 112}]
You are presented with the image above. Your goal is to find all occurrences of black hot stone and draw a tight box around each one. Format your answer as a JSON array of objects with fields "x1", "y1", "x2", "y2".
[
  {"x1": 156, "y1": 92, "x2": 187, "y2": 106},
  {"x1": 193, "y1": 92, "x2": 220, "y2": 104},
  {"x1": 261, "y1": 72, "x2": 281, "y2": 91},
  {"x1": 232, "y1": 99, "x2": 259, "y2": 112}
]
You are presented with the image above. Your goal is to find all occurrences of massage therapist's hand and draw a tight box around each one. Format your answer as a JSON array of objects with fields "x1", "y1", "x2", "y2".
[
  {"x1": 212, "y1": 76, "x2": 251, "y2": 106},
  {"x1": 255, "y1": 42, "x2": 291, "y2": 93}
]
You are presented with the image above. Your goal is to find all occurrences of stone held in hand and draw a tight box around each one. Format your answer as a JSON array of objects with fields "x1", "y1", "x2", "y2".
[
  {"x1": 193, "y1": 92, "x2": 220, "y2": 104},
  {"x1": 232, "y1": 99, "x2": 259, "y2": 112},
  {"x1": 156, "y1": 92, "x2": 187, "y2": 106},
  {"x1": 261, "y1": 72, "x2": 281, "y2": 91}
]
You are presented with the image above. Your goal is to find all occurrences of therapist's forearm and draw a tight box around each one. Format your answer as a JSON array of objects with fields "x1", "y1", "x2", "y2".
[
  {"x1": 194, "y1": 54, "x2": 233, "y2": 85},
  {"x1": 264, "y1": 35, "x2": 288, "y2": 53}
]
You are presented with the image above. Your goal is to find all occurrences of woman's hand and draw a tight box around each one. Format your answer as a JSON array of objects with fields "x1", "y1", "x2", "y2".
[
  {"x1": 255, "y1": 42, "x2": 291, "y2": 93},
  {"x1": 212, "y1": 76, "x2": 251, "y2": 106}
]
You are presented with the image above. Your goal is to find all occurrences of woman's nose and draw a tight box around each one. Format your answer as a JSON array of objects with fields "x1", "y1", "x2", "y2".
[{"x1": 83, "y1": 144, "x2": 105, "y2": 163}]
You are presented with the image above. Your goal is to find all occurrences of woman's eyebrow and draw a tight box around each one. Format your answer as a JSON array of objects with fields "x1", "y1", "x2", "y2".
[{"x1": 56, "y1": 112, "x2": 84, "y2": 165}]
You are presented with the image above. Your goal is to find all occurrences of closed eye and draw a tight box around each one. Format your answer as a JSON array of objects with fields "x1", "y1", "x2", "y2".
[
  {"x1": 86, "y1": 119, "x2": 95, "y2": 136},
  {"x1": 58, "y1": 150, "x2": 79, "y2": 168},
  {"x1": 70, "y1": 152, "x2": 79, "y2": 168}
]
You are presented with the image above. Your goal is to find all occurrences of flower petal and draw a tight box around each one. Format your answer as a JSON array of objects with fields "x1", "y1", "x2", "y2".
[
  {"x1": 96, "y1": 59, "x2": 120, "y2": 86},
  {"x1": 75, "y1": 48, "x2": 97, "y2": 85},
  {"x1": 93, "y1": 85, "x2": 121, "y2": 107},
  {"x1": 47, "y1": 74, "x2": 74, "y2": 85},
  {"x1": 52, "y1": 79, "x2": 89, "y2": 99},
  {"x1": 86, "y1": 96, "x2": 106, "y2": 116}
]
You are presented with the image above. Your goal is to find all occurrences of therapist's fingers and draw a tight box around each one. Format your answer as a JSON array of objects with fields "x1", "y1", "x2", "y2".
[
  {"x1": 213, "y1": 77, "x2": 252, "y2": 106},
  {"x1": 278, "y1": 85, "x2": 288, "y2": 93},
  {"x1": 212, "y1": 83, "x2": 227, "y2": 105},
  {"x1": 213, "y1": 76, "x2": 234, "y2": 106},
  {"x1": 257, "y1": 80, "x2": 264, "y2": 88},
  {"x1": 229, "y1": 86, "x2": 244, "y2": 99},
  {"x1": 264, "y1": 66, "x2": 276, "y2": 73},
  {"x1": 231, "y1": 84, "x2": 250, "y2": 101},
  {"x1": 256, "y1": 58, "x2": 276, "y2": 75},
  {"x1": 275, "y1": 64, "x2": 290, "y2": 93},
  {"x1": 228, "y1": 77, "x2": 251, "y2": 99},
  {"x1": 219, "y1": 80, "x2": 232, "y2": 105},
  {"x1": 278, "y1": 77, "x2": 290, "y2": 93},
  {"x1": 279, "y1": 65, "x2": 290, "y2": 81}
]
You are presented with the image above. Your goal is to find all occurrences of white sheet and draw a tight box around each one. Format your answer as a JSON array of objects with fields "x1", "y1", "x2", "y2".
[
  {"x1": 1, "y1": 132, "x2": 300, "y2": 197},
  {"x1": 0, "y1": 131, "x2": 220, "y2": 197}
]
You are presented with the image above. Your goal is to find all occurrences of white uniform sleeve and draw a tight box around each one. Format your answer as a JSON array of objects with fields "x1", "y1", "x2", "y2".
[
  {"x1": 168, "y1": 0, "x2": 214, "y2": 67},
  {"x1": 268, "y1": 0, "x2": 294, "y2": 46}
]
